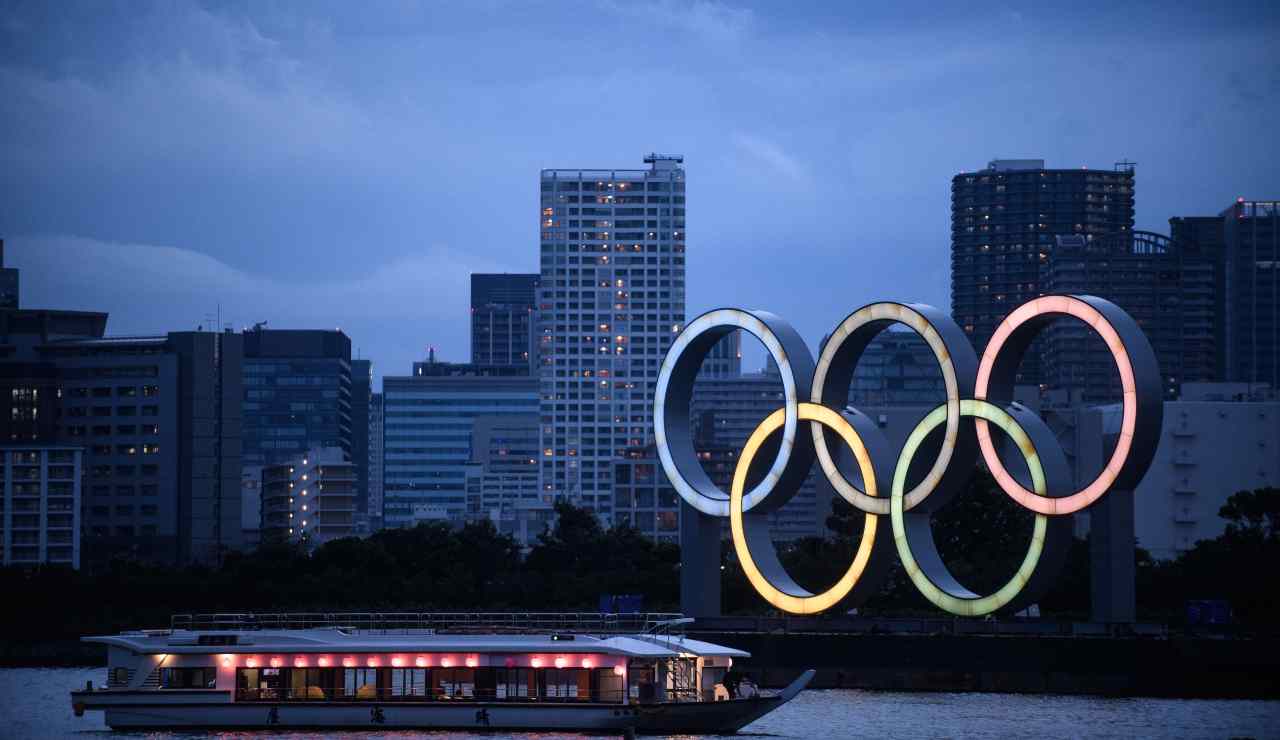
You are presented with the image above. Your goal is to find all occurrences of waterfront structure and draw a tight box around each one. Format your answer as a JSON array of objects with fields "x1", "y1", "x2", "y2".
[
  {"x1": 1040, "y1": 231, "x2": 1220, "y2": 400},
  {"x1": 951, "y1": 159, "x2": 1135, "y2": 384},
  {"x1": 656, "y1": 296, "x2": 1162, "y2": 618},
  {"x1": 260, "y1": 447, "x2": 356, "y2": 549},
  {"x1": 350, "y1": 359, "x2": 372, "y2": 528},
  {"x1": 382, "y1": 364, "x2": 538, "y2": 528},
  {"x1": 242, "y1": 328, "x2": 352, "y2": 469},
  {"x1": 471, "y1": 274, "x2": 539, "y2": 370},
  {"x1": 538, "y1": 154, "x2": 686, "y2": 517},
  {"x1": 71, "y1": 613, "x2": 801, "y2": 733},
  {"x1": 1, "y1": 445, "x2": 81, "y2": 568},
  {"x1": 368, "y1": 392, "x2": 384, "y2": 531}
]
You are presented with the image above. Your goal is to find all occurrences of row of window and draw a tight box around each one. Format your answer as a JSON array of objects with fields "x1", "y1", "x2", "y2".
[{"x1": 65, "y1": 385, "x2": 160, "y2": 398}]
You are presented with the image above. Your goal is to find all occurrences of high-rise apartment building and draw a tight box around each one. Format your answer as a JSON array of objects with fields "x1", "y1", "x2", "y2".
[
  {"x1": 241, "y1": 329, "x2": 352, "y2": 468},
  {"x1": 1170, "y1": 199, "x2": 1279, "y2": 392},
  {"x1": 471, "y1": 274, "x2": 539, "y2": 369},
  {"x1": 951, "y1": 159, "x2": 1135, "y2": 384},
  {"x1": 538, "y1": 154, "x2": 686, "y2": 515},
  {"x1": 1040, "y1": 231, "x2": 1220, "y2": 400},
  {"x1": 382, "y1": 367, "x2": 538, "y2": 528}
]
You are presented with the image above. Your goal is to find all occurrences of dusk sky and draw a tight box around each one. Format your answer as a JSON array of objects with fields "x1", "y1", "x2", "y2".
[{"x1": 2, "y1": 1, "x2": 1277, "y2": 380}]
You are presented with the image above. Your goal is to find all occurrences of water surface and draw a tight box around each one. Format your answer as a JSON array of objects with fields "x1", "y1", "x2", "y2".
[{"x1": 2, "y1": 668, "x2": 1276, "y2": 739}]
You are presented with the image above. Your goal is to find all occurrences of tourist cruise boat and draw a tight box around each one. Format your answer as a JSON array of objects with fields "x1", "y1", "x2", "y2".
[{"x1": 71, "y1": 612, "x2": 813, "y2": 733}]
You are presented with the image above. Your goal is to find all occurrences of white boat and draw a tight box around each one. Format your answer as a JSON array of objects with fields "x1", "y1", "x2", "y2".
[{"x1": 70, "y1": 612, "x2": 813, "y2": 733}]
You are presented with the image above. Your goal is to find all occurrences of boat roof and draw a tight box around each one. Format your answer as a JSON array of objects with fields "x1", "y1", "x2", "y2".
[{"x1": 83, "y1": 628, "x2": 749, "y2": 660}]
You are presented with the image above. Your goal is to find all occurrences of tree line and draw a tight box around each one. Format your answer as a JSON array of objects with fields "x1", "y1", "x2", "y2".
[{"x1": 3, "y1": 482, "x2": 1277, "y2": 653}]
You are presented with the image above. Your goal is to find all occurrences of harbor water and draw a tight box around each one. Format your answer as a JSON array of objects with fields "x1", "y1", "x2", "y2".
[{"x1": 2, "y1": 667, "x2": 1277, "y2": 739}]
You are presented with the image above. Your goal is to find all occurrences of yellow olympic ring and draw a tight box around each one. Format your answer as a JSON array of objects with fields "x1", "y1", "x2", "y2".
[{"x1": 730, "y1": 403, "x2": 880, "y2": 614}]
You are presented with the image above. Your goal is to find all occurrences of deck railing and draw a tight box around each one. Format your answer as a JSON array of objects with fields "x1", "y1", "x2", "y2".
[{"x1": 170, "y1": 612, "x2": 684, "y2": 635}]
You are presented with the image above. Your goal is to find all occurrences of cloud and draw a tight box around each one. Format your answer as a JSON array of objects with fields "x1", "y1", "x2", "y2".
[
  {"x1": 731, "y1": 132, "x2": 808, "y2": 185},
  {"x1": 9, "y1": 234, "x2": 508, "y2": 375}
]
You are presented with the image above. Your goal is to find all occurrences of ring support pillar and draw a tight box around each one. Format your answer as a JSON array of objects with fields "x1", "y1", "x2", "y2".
[
  {"x1": 680, "y1": 500, "x2": 721, "y2": 618},
  {"x1": 1090, "y1": 488, "x2": 1136, "y2": 624}
]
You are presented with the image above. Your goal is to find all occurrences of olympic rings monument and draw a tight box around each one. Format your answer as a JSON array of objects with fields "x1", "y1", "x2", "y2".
[{"x1": 654, "y1": 295, "x2": 1162, "y2": 621}]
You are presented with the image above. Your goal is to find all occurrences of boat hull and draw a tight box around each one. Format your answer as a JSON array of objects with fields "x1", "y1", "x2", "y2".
[{"x1": 81, "y1": 699, "x2": 639, "y2": 731}]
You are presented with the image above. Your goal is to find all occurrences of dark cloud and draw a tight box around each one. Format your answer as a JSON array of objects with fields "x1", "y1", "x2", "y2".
[{"x1": 1, "y1": 0, "x2": 1277, "y2": 379}]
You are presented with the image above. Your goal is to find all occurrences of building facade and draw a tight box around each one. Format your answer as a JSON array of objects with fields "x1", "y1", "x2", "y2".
[
  {"x1": 951, "y1": 159, "x2": 1135, "y2": 384},
  {"x1": 1, "y1": 446, "x2": 81, "y2": 568},
  {"x1": 259, "y1": 447, "x2": 356, "y2": 549},
  {"x1": 465, "y1": 413, "x2": 549, "y2": 547},
  {"x1": 38, "y1": 330, "x2": 243, "y2": 566},
  {"x1": 368, "y1": 391, "x2": 384, "y2": 532},
  {"x1": 242, "y1": 329, "x2": 352, "y2": 469},
  {"x1": 1040, "y1": 231, "x2": 1220, "y2": 400},
  {"x1": 382, "y1": 369, "x2": 538, "y2": 528},
  {"x1": 471, "y1": 274, "x2": 539, "y2": 369},
  {"x1": 1073, "y1": 384, "x2": 1279, "y2": 561},
  {"x1": 538, "y1": 154, "x2": 687, "y2": 516},
  {"x1": 1221, "y1": 200, "x2": 1279, "y2": 391},
  {"x1": 350, "y1": 358, "x2": 372, "y2": 528}
]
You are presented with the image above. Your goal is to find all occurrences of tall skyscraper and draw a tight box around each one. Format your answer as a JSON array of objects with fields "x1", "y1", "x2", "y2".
[
  {"x1": 470, "y1": 274, "x2": 539, "y2": 369},
  {"x1": 241, "y1": 329, "x2": 353, "y2": 468},
  {"x1": 537, "y1": 154, "x2": 686, "y2": 516},
  {"x1": 951, "y1": 159, "x2": 1135, "y2": 384}
]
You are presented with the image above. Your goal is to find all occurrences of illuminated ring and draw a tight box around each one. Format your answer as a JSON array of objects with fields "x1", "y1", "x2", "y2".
[
  {"x1": 731, "y1": 403, "x2": 880, "y2": 614},
  {"x1": 891, "y1": 399, "x2": 1065, "y2": 616},
  {"x1": 974, "y1": 295, "x2": 1163, "y2": 515},
  {"x1": 811, "y1": 302, "x2": 978, "y2": 515},
  {"x1": 655, "y1": 309, "x2": 816, "y2": 517}
]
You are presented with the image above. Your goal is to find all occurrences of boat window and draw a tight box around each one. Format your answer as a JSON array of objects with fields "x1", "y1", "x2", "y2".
[
  {"x1": 344, "y1": 668, "x2": 380, "y2": 700},
  {"x1": 542, "y1": 668, "x2": 588, "y2": 700},
  {"x1": 160, "y1": 667, "x2": 216, "y2": 689},
  {"x1": 390, "y1": 668, "x2": 428, "y2": 697},
  {"x1": 433, "y1": 668, "x2": 475, "y2": 699},
  {"x1": 237, "y1": 668, "x2": 282, "y2": 699},
  {"x1": 495, "y1": 668, "x2": 535, "y2": 700}
]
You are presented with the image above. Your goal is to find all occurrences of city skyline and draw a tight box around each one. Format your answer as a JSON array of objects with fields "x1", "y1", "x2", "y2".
[{"x1": 3, "y1": 2, "x2": 1278, "y2": 381}]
